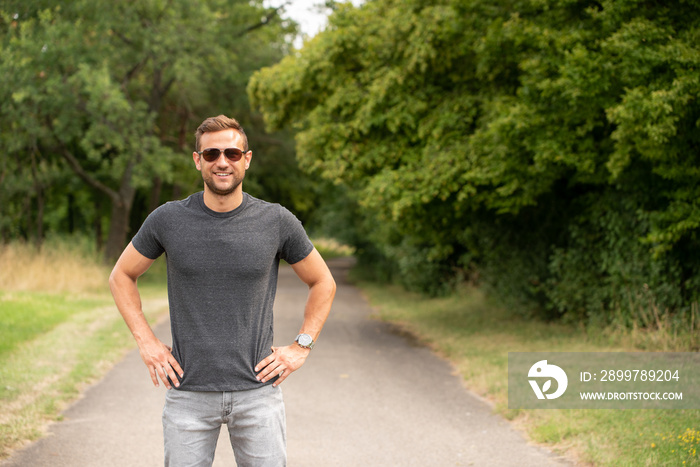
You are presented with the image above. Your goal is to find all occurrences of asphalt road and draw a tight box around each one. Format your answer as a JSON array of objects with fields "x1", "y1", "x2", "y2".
[{"x1": 3, "y1": 258, "x2": 570, "y2": 466}]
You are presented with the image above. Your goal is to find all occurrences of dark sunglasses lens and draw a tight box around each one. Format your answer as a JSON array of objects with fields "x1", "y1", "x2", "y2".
[
  {"x1": 201, "y1": 148, "x2": 244, "y2": 162},
  {"x1": 201, "y1": 148, "x2": 221, "y2": 162},
  {"x1": 223, "y1": 148, "x2": 244, "y2": 161}
]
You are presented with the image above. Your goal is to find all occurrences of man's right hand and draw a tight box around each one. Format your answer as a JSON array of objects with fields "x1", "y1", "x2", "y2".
[
  {"x1": 138, "y1": 338, "x2": 184, "y2": 389},
  {"x1": 110, "y1": 243, "x2": 184, "y2": 390}
]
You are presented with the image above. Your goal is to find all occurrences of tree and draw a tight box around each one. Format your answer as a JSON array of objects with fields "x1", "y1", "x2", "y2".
[
  {"x1": 1, "y1": 0, "x2": 298, "y2": 261},
  {"x1": 250, "y1": 0, "x2": 700, "y2": 321}
]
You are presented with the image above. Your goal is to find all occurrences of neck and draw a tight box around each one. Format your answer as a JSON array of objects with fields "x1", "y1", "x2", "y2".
[{"x1": 202, "y1": 188, "x2": 244, "y2": 212}]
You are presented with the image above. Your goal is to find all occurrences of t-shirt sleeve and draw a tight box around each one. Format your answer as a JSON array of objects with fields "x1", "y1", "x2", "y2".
[
  {"x1": 131, "y1": 207, "x2": 166, "y2": 260},
  {"x1": 278, "y1": 206, "x2": 314, "y2": 264}
]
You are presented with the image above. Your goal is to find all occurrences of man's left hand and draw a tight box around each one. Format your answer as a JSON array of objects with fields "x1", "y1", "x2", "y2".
[{"x1": 255, "y1": 344, "x2": 310, "y2": 387}]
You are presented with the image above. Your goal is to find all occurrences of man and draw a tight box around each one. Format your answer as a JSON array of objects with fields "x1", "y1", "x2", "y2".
[{"x1": 109, "y1": 115, "x2": 336, "y2": 467}]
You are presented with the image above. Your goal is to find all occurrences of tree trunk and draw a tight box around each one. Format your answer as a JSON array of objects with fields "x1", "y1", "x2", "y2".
[
  {"x1": 104, "y1": 196, "x2": 133, "y2": 263},
  {"x1": 59, "y1": 145, "x2": 138, "y2": 263},
  {"x1": 103, "y1": 163, "x2": 137, "y2": 263}
]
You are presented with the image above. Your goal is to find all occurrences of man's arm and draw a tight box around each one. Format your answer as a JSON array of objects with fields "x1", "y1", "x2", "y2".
[
  {"x1": 109, "y1": 242, "x2": 183, "y2": 389},
  {"x1": 255, "y1": 248, "x2": 336, "y2": 387}
]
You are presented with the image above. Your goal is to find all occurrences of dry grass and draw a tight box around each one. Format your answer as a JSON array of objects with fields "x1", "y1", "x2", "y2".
[
  {"x1": 312, "y1": 237, "x2": 356, "y2": 258},
  {"x1": 0, "y1": 240, "x2": 109, "y2": 294}
]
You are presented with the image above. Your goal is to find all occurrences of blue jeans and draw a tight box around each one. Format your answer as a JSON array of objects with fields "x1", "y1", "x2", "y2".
[{"x1": 162, "y1": 385, "x2": 286, "y2": 467}]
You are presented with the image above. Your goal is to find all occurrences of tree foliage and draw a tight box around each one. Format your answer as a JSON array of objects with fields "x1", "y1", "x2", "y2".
[
  {"x1": 1, "y1": 0, "x2": 308, "y2": 260},
  {"x1": 250, "y1": 0, "x2": 700, "y2": 323}
]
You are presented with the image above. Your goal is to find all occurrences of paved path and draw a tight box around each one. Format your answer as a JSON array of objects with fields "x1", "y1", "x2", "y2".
[{"x1": 3, "y1": 259, "x2": 570, "y2": 466}]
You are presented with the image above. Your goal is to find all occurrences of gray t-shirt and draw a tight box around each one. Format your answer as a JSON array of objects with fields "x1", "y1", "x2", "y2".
[{"x1": 132, "y1": 192, "x2": 314, "y2": 391}]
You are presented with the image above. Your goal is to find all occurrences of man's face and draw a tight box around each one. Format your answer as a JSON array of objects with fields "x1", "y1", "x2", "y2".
[{"x1": 193, "y1": 129, "x2": 251, "y2": 197}]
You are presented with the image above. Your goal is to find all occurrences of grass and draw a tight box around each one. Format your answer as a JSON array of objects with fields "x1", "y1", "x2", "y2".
[
  {"x1": 0, "y1": 239, "x2": 169, "y2": 460},
  {"x1": 355, "y1": 281, "x2": 700, "y2": 466},
  {"x1": 0, "y1": 292, "x2": 109, "y2": 357}
]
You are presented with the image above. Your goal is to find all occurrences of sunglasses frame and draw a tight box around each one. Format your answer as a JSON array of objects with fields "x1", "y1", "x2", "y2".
[{"x1": 197, "y1": 147, "x2": 249, "y2": 163}]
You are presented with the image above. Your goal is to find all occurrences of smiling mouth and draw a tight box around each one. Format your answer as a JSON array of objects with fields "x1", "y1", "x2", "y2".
[{"x1": 214, "y1": 172, "x2": 231, "y2": 177}]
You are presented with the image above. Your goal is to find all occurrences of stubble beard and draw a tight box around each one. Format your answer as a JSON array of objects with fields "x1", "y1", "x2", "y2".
[{"x1": 203, "y1": 173, "x2": 244, "y2": 197}]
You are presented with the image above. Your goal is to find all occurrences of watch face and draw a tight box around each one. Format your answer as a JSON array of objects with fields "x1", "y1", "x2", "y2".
[{"x1": 297, "y1": 334, "x2": 313, "y2": 346}]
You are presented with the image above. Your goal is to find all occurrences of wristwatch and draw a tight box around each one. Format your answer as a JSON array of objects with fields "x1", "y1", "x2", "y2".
[{"x1": 295, "y1": 333, "x2": 315, "y2": 350}]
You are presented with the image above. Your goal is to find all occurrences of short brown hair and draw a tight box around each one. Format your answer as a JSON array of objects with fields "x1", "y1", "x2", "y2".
[{"x1": 194, "y1": 115, "x2": 249, "y2": 152}]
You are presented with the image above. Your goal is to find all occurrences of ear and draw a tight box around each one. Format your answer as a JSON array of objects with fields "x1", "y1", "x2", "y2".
[
  {"x1": 193, "y1": 152, "x2": 202, "y2": 171},
  {"x1": 244, "y1": 150, "x2": 252, "y2": 170}
]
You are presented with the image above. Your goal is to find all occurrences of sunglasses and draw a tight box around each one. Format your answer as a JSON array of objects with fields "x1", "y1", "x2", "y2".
[{"x1": 197, "y1": 147, "x2": 249, "y2": 162}]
